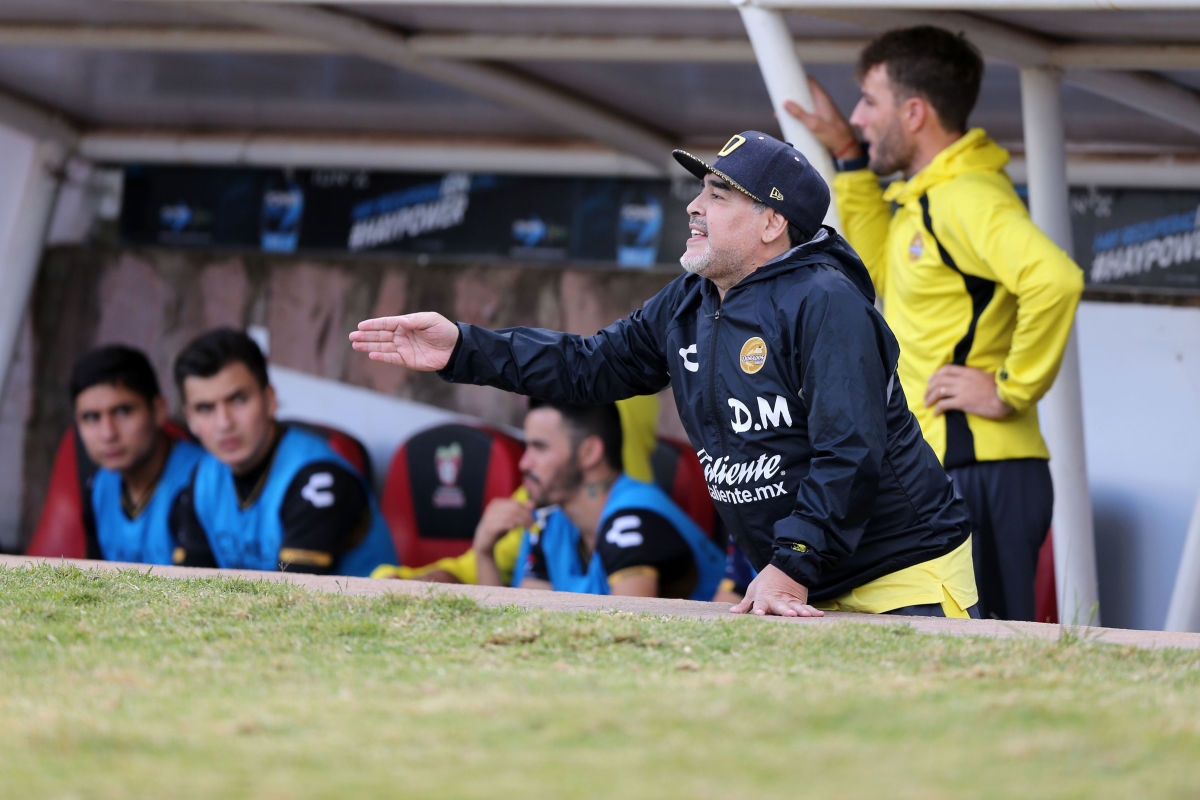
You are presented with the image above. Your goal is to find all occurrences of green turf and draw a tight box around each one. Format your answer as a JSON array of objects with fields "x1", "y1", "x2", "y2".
[{"x1": 3, "y1": 563, "x2": 1198, "y2": 799}]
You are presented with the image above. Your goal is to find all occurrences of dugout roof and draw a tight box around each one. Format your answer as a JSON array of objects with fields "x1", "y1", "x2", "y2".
[{"x1": 2, "y1": 1, "x2": 1200, "y2": 177}]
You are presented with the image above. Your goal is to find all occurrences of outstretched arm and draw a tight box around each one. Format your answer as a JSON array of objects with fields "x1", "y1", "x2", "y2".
[{"x1": 349, "y1": 312, "x2": 460, "y2": 371}]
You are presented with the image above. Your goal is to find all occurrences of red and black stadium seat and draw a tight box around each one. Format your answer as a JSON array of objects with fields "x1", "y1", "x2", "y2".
[
  {"x1": 26, "y1": 427, "x2": 99, "y2": 559},
  {"x1": 650, "y1": 435, "x2": 718, "y2": 540},
  {"x1": 381, "y1": 422, "x2": 525, "y2": 567}
]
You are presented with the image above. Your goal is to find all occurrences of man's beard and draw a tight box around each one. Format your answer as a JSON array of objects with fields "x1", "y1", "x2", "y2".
[
  {"x1": 679, "y1": 248, "x2": 710, "y2": 275},
  {"x1": 525, "y1": 459, "x2": 585, "y2": 507},
  {"x1": 680, "y1": 242, "x2": 745, "y2": 283},
  {"x1": 869, "y1": 116, "x2": 914, "y2": 177},
  {"x1": 680, "y1": 218, "x2": 710, "y2": 275}
]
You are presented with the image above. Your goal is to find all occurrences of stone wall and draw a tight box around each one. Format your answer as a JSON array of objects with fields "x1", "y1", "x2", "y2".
[{"x1": 7, "y1": 246, "x2": 687, "y2": 550}]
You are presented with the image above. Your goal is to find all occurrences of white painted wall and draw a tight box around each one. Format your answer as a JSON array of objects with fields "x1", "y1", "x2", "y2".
[
  {"x1": 1074, "y1": 301, "x2": 1200, "y2": 630},
  {"x1": 268, "y1": 365, "x2": 467, "y2": 497}
]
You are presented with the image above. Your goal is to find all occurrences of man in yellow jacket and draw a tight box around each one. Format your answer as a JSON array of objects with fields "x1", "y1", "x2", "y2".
[{"x1": 787, "y1": 25, "x2": 1083, "y2": 621}]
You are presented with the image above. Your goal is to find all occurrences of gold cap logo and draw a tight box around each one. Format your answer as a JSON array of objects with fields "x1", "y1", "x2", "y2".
[
  {"x1": 739, "y1": 337, "x2": 767, "y2": 374},
  {"x1": 769, "y1": 187, "x2": 784, "y2": 201},
  {"x1": 718, "y1": 134, "x2": 747, "y2": 156}
]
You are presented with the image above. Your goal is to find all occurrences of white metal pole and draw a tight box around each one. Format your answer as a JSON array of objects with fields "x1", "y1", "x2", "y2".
[
  {"x1": 1018, "y1": 66, "x2": 1101, "y2": 627},
  {"x1": 735, "y1": 3, "x2": 840, "y2": 231},
  {"x1": 0, "y1": 136, "x2": 65, "y2": 398}
]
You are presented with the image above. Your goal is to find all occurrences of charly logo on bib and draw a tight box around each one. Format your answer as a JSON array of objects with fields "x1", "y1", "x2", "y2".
[
  {"x1": 739, "y1": 337, "x2": 767, "y2": 374},
  {"x1": 908, "y1": 231, "x2": 924, "y2": 261}
]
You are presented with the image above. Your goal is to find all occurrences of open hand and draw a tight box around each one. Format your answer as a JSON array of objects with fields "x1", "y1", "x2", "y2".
[
  {"x1": 473, "y1": 497, "x2": 535, "y2": 555},
  {"x1": 349, "y1": 312, "x2": 460, "y2": 371},
  {"x1": 783, "y1": 78, "x2": 861, "y2": 159},
  {"x1": 730, "y1": 564, "x2": 825, "y2": 618}
]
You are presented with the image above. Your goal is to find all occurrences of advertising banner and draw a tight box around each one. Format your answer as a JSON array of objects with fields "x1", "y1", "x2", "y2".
[
  {"x1": 1070, "y1": 187, "x2": 1200, "y2": 294},
  {"x1": 120, "y1": 165, "x2": 691, "y2": 268}
]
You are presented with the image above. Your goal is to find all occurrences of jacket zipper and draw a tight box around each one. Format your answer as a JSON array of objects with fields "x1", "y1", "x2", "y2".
[
  {"x1": 705, "y1": 306, "x2": 724, "y2": 453},
  {"x1": 704, "y1": 305, "x2": 749, "y2": 547}
]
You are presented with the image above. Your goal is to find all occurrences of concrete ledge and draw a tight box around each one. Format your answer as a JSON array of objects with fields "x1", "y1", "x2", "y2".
[{"x1": 6, "y1": 554, "x2": 1197, "y2": 650}]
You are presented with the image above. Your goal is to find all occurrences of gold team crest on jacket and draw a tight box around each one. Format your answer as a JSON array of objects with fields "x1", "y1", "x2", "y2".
[
  {"x1": 739, "y1": 337, "x2": 767, "y2": 374},
  {"x1": 908, "y1": 231, "x2": 924, "y2": 261}
]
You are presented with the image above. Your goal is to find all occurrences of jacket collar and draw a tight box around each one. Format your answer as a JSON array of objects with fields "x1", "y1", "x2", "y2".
[{"x1": 696, "y1": 225, "x2": 876, "y2": 306}]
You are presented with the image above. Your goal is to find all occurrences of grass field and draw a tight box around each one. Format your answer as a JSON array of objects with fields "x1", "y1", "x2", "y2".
[{"x1": 3, "y1": 563, "x2": 1199, "y2": 800}]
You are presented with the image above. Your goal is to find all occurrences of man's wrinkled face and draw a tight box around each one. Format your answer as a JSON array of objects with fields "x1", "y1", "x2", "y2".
[
  {"x1": 519, "y1": 407, "x2": 584, "y2": 508},
  {"x1": 849, "y1": 64, "x2": 917, "y2": 177},
  {"x1": 74, "y1": 383, "x2": 163, "y2": 474},
  {"x1": 182, "y1": 362, "x2": 277, "y2": 474},
  {"x1": 680, "y1": 174, "x2": 768, "y2": 286}
]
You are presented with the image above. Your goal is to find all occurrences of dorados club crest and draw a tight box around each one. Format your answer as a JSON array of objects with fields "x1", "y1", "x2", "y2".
[{"x1": 739, "y1": 337, "x2": 767, "y2": 374}]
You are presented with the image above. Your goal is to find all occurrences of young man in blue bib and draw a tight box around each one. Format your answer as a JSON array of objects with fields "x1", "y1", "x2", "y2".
[
  {"x1": 472, "y1": 400, "x2": 724, "y2": 600},
  {"x1": 169, "y1": 328, "x2": 395, "y2": 576},
  {"x1": 70, "y1": 345, "x2": 204, "y2": 564}
]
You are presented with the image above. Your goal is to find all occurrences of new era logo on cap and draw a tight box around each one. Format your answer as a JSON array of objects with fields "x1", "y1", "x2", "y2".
[{"x1": 672, "y1": 131, "x2": 830, "y2": 239}]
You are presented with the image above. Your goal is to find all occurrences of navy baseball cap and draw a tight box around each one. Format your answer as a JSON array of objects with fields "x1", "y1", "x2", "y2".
[{"x1": 672, "y1": 131, "x2": 830, "y2": 238}]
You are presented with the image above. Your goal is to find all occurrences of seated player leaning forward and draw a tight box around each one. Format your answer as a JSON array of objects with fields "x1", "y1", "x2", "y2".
[
  {"x1": 372, "y1": 393, "x2": 660, "y2": 586},
  {"x1": 70, "y1": 344, "x2": 204, "y2": 564},
  {"x1": 169, "y1": 327, "x2": 396, "y2": 576},
  {"x1": 351, "y1": 130, "x2": 978, "y2": 618},
  {"x1": 471, "y1": 400, "x2": 724, "y2": 600}
]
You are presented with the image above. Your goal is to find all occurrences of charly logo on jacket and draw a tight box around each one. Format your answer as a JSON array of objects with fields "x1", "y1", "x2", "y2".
[
  {"x1": 908, "y1": 231, "x2": 924, "y2": 261},
  {"x1": 679, "y1": 343, "x2": 699, "y2": 373},
  {"x1": 433, "y1": 442, "x2": 466, "y2": 509},
  {"x1": 739, "y1": 337, "x2": 767, "y2": 374}
]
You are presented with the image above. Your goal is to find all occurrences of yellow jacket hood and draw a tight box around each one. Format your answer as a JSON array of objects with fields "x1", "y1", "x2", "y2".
[{"x1": 884, "y1": 129, "x2": 1010, "y2": 205}]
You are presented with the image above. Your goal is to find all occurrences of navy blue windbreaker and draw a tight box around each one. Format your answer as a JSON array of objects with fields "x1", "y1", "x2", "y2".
[{"x1": 440, "y1": 228, "x2": 972, "y2": 601}]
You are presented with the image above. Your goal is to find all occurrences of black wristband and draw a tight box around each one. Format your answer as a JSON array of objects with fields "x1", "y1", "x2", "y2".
[{"x1": 833, "y1": 151, "x2": 870, "y2": 173}]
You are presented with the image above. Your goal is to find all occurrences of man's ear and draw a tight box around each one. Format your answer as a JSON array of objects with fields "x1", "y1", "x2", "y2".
[
  {"x1": 761, "y1": 208, "x2": 790, "y2": 246},
  {"x1": 265, "y1": 384, "x2": 279, "y2": 420},
  {"x1": 575, "y1": 434, "x2": 605, "y2": 471},
  {"x1": 903, "y1": 96, "x2": 930, "y2": 133}
]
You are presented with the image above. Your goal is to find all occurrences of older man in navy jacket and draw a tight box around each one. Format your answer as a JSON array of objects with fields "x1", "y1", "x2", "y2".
[{"x1": 351, "y1": 131, "x2": 978, "y2": 619}]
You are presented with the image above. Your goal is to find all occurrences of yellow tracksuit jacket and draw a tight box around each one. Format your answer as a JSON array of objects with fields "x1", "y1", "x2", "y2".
[{"x1": 833, "y1": 129, "x2": 1084, "y2": 468}]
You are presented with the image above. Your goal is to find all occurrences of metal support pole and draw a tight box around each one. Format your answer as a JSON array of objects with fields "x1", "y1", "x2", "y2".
[
  {"x1": 1018, "y1": 66, "x2": 1101, "y2": 626},
  {"x1": 0, "y1": 134, "x2": 65, "y2": 398},
  {"x1": 736, "y1": 3, "x2": 840, "y2": 231}
]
